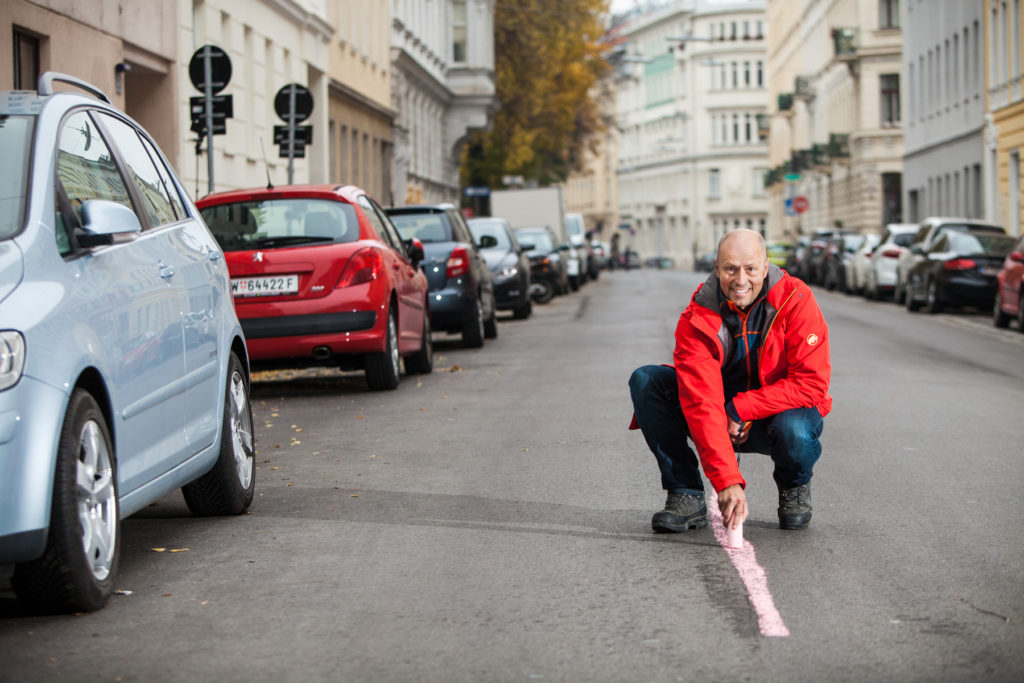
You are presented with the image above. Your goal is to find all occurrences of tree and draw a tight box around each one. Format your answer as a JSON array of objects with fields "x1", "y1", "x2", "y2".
[{"x1": 461, "y1": 0, "x2": 611, "y2": 189}]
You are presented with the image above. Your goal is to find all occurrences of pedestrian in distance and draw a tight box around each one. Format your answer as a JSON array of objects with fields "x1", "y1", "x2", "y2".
[{"x1": 628, "y1": 228, "x2": 832, "y2": 534}]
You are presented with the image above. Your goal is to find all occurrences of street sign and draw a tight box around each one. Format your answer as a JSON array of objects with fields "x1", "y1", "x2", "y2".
[
  {"x1": 273, "y1": 125, "x2": 312, "y2": 146},
  {"x1": 784, "y1": 172, "x2": 801, "y2": 181},
  {"x1": 279, "y1": 143, "x2": 305, "y2": 159},
  {"x1": 188, "y1": 45, "x2": 231, "y2": 94},
  {"x1": 793, "y1": 196, "x2": 809, "y2": 213},
  {"x1": 274, "y1": 84, "x2": 313, "y2": 123},
  {"x1": 784, "y1": 198, "x2": 796, "y2": 217},
  {"x1": 463, "y1": 186, "x2": 490, "y2": 197},
  {"x1": 189, "y1": 94, "x2": 233, "y2": 135}
]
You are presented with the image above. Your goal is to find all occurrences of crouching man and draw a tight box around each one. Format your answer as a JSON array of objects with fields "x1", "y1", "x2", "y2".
[{"x1": 629, "y1": 229, "x2": 831, "y2": 533}]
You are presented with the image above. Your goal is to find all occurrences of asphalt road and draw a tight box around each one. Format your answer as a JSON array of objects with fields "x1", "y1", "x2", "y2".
[{"x1": 2, "y1": 268, "x2": 1023, "y2": 682}]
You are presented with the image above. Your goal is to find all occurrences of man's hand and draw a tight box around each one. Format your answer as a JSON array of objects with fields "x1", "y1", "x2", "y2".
[
  {"x1": 728, "y1": 417, "x2": 752, "y2": 445},
  {"x1": 718, "y1": 484, "x2": 748, "y2": 529}
]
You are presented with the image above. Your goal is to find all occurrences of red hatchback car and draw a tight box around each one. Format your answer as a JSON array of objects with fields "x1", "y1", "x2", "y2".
[
  {"x1": 994, "y1": 233, "x2": 1024, "y2": 331},
  {"x1": 196, "y1": 185, "x2": 432, "y2": 390}
]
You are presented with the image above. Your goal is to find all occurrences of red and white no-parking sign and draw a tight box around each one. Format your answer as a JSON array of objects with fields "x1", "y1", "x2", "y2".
[{"x1": 792, "y1": 196, "x2": 809, "y2": 213}]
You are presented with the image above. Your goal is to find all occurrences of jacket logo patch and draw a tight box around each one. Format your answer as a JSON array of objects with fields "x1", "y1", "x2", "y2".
[{"x1": 806, "y1": 333, "x2": 819, "y2": 346}]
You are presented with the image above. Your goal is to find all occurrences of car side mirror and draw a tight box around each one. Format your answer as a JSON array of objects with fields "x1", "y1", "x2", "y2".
[
  {"x1": 405, "y1": 238, "x2": 425, "y2": 268},
  {"x1": 478, "y1": 235, "x2": 498, "y2": 249},
  {"x1": 518, "y1": 242, "x2": 535, "y2": 252},
  {"x1": 77, "y1": 199, "x2": 142, "y2": 247}
]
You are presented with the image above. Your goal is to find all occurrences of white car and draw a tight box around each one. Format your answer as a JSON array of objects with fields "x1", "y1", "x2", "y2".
[
  {"x1": 845, "y1": 232, "x2": 881, "y2": 294},
  {"x1": 865, "y1": 224, "x2": 919, "y2": 300}
]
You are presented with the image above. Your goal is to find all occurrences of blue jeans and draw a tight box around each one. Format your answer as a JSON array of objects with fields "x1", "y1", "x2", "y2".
[{"x1": 628, "y1": 364, "x2": 823, "y2": 494}]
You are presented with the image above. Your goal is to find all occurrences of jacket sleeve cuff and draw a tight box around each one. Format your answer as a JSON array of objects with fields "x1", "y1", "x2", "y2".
[{"x1": 725, "y1": 401, "x2": 741, "y2": 422}]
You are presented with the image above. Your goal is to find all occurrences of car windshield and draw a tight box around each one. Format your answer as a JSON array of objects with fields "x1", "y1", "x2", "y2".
[
  {"x1": 947, "y1": 232, "x2": 1016, "y2": 256},
  {"x1": 468, "y1": 219, "x2": 511, "y2": 251},
  {"x1": 389, "y1": 212, "x2": 453, "y2": 243},
  {"x1": 844, "y1": 234, "x2": 866, "y2": 251},
  {"x1": 0, "y1": 115, "x2": 34, "y2": 241},
  {"x1": 200, "y1": 198, "x2": 359, "y2": 251},
  {"x1": 516, "y1": 229, "x2": 554, "y2": 253},
  {"x1": 893, "y1": 232, "x2": 915, "y2": 247}
]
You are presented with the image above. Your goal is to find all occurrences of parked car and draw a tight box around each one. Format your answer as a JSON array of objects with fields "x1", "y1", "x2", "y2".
[
  {"x1": 566, "y1": 212, "x2": 598, "y2": 282},
  {"x1": 905, "y1": 231, "x2": 1016, "y2": 313},
  {"x1": 895, "y1": 217, "x2": 1006, "y2": 304},
  {"x1": 766, "y1": 241, "x2": 794, "y2": 268},
  {"x1": 467, "y1": 216, "x2": 532, "y2": 319},
  {"x1": 820, "y1": 230, "x2": 859, "y2": 291},
  {"x1": 197, "y1": 185, "x2": 432, "y2": 389},
  {"x1": 513, "y1": 226, "x2": 569, "y2": 303},
  {"x1": 590, "y1": 240, "x2": 610, "y2": 270},
  {"x1": 805, "y1": 228, "x2": 842, "y2": 285},
  {"x1": 0, "y1": 73, "x2": 253, "y2": 613},
  {"x1": 386, "y1": 204, "x2": 497, "y2": 347},
  {"x1": 993, "y1": 233, "x2": 1024, "y2": 330},
  {"x1": 694, "y1": 251, "x2": 716, "y2": 272},
  {"x1": 864, "y1": 224, "x2": 918, "y2": 299},
  {"x1": 845, "y1": 232, "x2": 881, "y2": 294},
  {"x1": 784, "y1": 236, "x2": 811, "y2": 280}
]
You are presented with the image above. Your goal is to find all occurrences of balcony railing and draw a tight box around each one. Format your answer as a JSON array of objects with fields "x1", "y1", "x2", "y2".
[
  {"x1": 827, "y1": 133, "x2": 850, "y2": 158},
  {"x1": 832, "y1": 28, "x2": 857, "y2": 58},
  {"x1": 795, "y1": 75, "x2": 814, "y2": 98},
  {"x1": 778, "y1": 92, "x2": 794, "y2": 111}
]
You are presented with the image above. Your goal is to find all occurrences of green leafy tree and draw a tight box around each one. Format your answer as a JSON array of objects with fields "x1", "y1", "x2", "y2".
[{"x1": 461, "y1": 0, "x2": 611, "y2": 189}]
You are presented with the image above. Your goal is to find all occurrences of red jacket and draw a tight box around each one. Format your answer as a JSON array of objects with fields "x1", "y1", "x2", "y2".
[{"x1": 635, "y1": 265, "x2": 832, "y2": 493}]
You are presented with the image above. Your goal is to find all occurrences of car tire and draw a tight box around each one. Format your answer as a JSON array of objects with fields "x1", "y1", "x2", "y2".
[
  {"x1": 924, "y1": 280, "x2": 943, "y2": 314},
  {"x1": 462, "y1": 297, "x2": 485, "y2": 348},
  {"x1": 1017, "y1": 296, "x2": 1024, "y2": 334},
  {"x1": 993, "y1": 292, "x2": 1011, "y2": 328},
  {"x1": 182, "y1": 352, "x2": 256, "y2": 515},
  {"x1": 905, "y1": 282, "x2": 921, "y2": 311},
  {"x1": 366, "y1": 308, "x2": 402, "y2": 389},
  {"x1": 404, "y1": 308, "x2": 433, "y2": 375},
  {"x1": 531, "y1": 280, "x2": 554, "y2": 304},
  {"x1": 512, "y1": 299, "x2": 532, "y2": 319},
  {"x1": 484, "y1": 303, "x2": 498, "y2": 340},
  {"x1": 12, "y1": 390, "x2": 120, "y2": 613}
]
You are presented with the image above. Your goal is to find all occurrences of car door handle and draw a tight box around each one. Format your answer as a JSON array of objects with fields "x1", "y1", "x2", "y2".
[{"x1": 158, "y1": 262, "x2": 176, "y2": 279}]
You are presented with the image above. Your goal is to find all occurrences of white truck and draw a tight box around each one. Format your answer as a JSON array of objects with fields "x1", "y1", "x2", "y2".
[{"x1": 489, "y1": 187, "x2": 585, "y2": 289}]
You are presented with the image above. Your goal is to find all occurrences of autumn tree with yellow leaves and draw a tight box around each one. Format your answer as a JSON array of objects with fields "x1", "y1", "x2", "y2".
[{"x1": 461, "y1": 0, "x2": 611, "y2": 189}]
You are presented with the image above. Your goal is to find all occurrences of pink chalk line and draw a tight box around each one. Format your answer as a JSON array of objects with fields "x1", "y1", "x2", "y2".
[{"x1": 708, "y1": 489, "x2": 790, "y2": 637}]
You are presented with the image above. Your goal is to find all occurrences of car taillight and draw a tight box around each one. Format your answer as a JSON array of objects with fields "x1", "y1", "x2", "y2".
[
  {"x1": 882, "y1": 248, "x2": 902, "y2": 258},
  {"x1": 336, "y1": 248, "x2": 382, "y2": 287},
  {"x1": 944, "y1": 258, "x2": 976, "y2": 271},
  {"x1": 447, "y1": 246, "x2": 470, "y2": 278}
]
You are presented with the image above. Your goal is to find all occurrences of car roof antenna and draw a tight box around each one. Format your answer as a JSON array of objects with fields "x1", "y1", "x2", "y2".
[{"x1": 259, "y1": 137, "x2": 274, "y2": 190}]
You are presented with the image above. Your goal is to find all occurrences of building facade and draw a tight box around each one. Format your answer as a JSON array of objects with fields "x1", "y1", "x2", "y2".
[
  {"x1": 614, "y1": 0, "x2": 770, "y2": 269},
  {"x1": 984, "y1": 0, "x2": 1024, "y2": 236},
  {"x1": 902, "y1": 0, "x2": 986, "y2": 222},
  {"x1": 390, "y1": 0, "x2": 498, "y2": 205},
  {"x1": 4, "y1": 0, "x2": 180, "y2": 166},
  {"x1": 562, "y1": 72, "x2": 619, "y2": 239},
  {"x1": 765, "y1": 0, "x2": 904, "y2": 239}
]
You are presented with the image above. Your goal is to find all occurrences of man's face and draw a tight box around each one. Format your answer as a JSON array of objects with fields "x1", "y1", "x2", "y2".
[{"x1": 715, "y1": 237, "x2": 769, "y2": 309}]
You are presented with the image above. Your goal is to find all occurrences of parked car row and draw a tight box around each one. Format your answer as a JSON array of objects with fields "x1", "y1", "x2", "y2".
[{"x1": 792, "y1": 218, "x2": 1023, "y2": 331}]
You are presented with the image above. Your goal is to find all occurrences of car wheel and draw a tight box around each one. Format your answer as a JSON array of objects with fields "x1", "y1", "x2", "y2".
[
  {"x1": 993, "y1": 291, "x2": 1011, "y2": 328},
  {"x1": 1017, "y1": 296, "x2": 1024, "y2": 333},
  {"x1": 182, "y1": 352, "x2": 255, "y2": 515},
  {"x1": 484, "y1": 302, "x2": 498, "y2": 340},
  {"x1": 12, "y1": 390, "x2": 120, "y2": 612},
  {"x1": 462, "y1": 296, "x2": 485, "y2": 348},
  {"x1": 404, "y1": 308, "x2": 434, "y2": 375},
  {"x1": 905, "y1": 281, "x2": 921, "y2": 312},
  {"x1": 531, "y1": 280, "x2": 554, "y2": 304},
  {"x1": 924, "y1": 280, "x2": 943, "y2": 314},
  {"x1": 894, "y1": 280, "x2": 905, "y2": 304},
  {"x1": 513, "y1": 299, "x2": 532, "y2": 319},
  {"x1": 366, "y1": 308, "x2": 402, "y2": 389}
]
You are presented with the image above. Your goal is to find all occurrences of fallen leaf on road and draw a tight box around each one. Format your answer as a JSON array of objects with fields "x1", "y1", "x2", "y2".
[
  {"x1": 114, "y1": 590, "x2": 133, "y2": 595},
  {"x1": 151, "y1": 548, "x2": 166, "y2": 552}
]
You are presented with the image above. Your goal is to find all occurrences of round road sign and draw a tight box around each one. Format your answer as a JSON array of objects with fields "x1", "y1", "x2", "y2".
[
  {"x1": 188, "y1": 45, "x2": 232, "y2": 94},
  {"x1": 793, "y1": 196, "x2": 809, "y2": 213},
  {"x1": 274, "y1": 83, "x2": 314, "y2": 123}
]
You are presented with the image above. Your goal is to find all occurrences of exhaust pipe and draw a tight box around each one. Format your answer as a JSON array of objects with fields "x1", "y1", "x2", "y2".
[{"x1": 312, "y1": 345, "x2": 332, "y2": 360}]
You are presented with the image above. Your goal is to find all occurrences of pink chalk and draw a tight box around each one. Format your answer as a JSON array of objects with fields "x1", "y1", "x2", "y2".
[{"x1": 726, "y1": 520, "x2": 744, "y2": 548}]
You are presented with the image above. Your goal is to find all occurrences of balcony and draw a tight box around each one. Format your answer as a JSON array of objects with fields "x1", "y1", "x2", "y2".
[
  {"x1": 777, "y1": 92, "x2": 794, "y2": 112},
  {"x1": 795, "y1": 75, "x2": 814, "y2": 100},
  {"x1": 827, "y1": 133, "x2": 850, "y2": 158},
  {"x1": 832, "y1": 28, "x2": 857, "y2": 59},
  {"x1": 756, "y1": 113, "x2": 770, "y2": 136}
]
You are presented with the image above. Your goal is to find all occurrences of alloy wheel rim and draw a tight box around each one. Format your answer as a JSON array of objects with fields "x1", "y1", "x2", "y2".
[
  {"x1": 388, "y1": 314, "x2": 399, "y2": 376},
  {"x1": 76, "y1": 420, "x2": 117, "y2": 582},
  {"x1": 229, "y1": 370, "x2": 254, "y2": 488}
]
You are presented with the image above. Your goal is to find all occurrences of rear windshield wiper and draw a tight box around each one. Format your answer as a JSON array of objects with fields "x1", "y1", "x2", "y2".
[{"x1": 252, "y1": 235, "x2": 335, "y2": 248}]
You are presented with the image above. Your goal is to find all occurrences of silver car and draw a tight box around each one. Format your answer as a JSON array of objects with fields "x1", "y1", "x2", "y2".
[{"x1": 0, "y1": 73, "x2": 254, "y2": 612}]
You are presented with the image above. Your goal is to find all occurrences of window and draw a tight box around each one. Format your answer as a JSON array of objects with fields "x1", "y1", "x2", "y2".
[
  {"x1": 731, "y1": 61, "x2": 738, "y2": 88},
  {"x1": 880, "y1": 74, "x2": 900, "y2": 126},
  {"x1": 56, "y1": 111, "x2": 133, "y2": 225},
  {"x1": 709, "y1": 169, "x2": 720, "y2": 198},
  {"x1": 880, "y1": 0, "x2": 899, "y2": 28},
  {"x1": 452, "y1": 0, "x2": 467, "y2": 64},
  {"x1": 745, "y1": 113, "x2": 753, "y2": 142},
  {"x1": 12, "y1": 29, "x2": 40, "y2": 90},
  {"x1": 743, "y1": 61, "x2": 751, "y2": 87},
  {"x1": 732, "y1": 114, "x2": 739, "y2": 142},
  {"x1": 756, "y1": 61, "x2": 763, "y2": 87}
]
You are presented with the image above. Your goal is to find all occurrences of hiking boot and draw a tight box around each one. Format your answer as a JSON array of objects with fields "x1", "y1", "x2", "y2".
[
  {"x1": 778, "y1": 483, "x2": 812, "y2": 530},
  {"x1": 652, "y1": 491, "x2": 708, "y2": 533}
]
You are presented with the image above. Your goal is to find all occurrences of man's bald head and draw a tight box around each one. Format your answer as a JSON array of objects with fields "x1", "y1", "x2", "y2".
[{"x1": 716, "y1": 228, "x2": 767, "y2": 262}]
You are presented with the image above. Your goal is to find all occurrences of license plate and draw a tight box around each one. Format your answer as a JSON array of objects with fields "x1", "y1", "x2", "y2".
[
  {"x1": 231, "y1": 275, "x2": 299, "y2": 297},
  {"x1": 980, "y1": 266, "x2": 999, "y2": 276}
]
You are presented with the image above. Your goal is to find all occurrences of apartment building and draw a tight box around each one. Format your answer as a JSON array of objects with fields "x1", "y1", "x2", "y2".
[{"x1": 984, "y1": 0, "x2": 1024, "y2": 236}]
